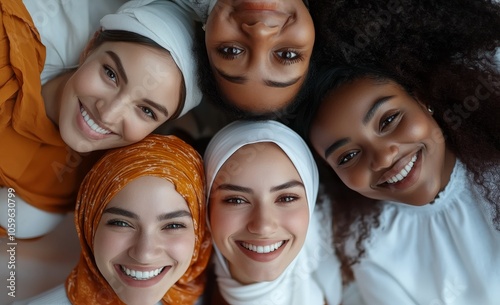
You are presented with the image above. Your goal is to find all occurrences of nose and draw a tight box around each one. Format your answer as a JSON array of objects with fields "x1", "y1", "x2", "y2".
[
  {"x1": 247, "y1": 204, "x2": 278, "y2": 236},
  {"x1": 241, "y1": 22, "x2": 280, "y2": 38},
  {"x1": 128, "y1": 232, "x2": 162, "y2": 263},
  {"x1": 95, "y1": 96, "x2": 128, "y2": 125},
  {"x1": 370, "y1": 143, "x2": 399, "y2": 172}
]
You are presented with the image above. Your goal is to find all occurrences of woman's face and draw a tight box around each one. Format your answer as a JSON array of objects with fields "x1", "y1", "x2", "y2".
[
  {"x1": 93, "y1": 176, "x2": 195, "y2": 305},
  {"x1": 310, "y1": 78, "x2": 456, "y2": 206},
  {"x1": 205, "y1": 0, "x2": 315, "y2": 113},
  {"x1": 209, "y1": 142, "x2": 309, "y2": 284},
  {"x1": 59, "y1": 41, "x2": 183, "y2": 153}
]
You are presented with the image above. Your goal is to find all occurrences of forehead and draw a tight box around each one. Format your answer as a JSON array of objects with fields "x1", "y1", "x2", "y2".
[
  {"x1": 213, "y1": 142, "x2": 299, "y2": 184},
  {"x1": 317, "y1": 78, "x2": 405, "y2": 119}
]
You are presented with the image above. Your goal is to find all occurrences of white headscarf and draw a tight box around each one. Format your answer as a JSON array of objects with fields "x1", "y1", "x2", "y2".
[
  {"x1": 204, "y1": 120, "x2": 342, "y2": 305},
  {"x1": 100, "y1": 0, "x2": 202, "y2": 117}
]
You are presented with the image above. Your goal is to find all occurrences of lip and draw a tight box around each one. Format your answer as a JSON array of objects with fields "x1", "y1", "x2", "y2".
[
  {"x1": 76, "y1": 102, "x2": 114, "y2": 141},
  {"x1": 235, "y1": 1, "x2": 279, "y2": 11},
  {"x1": 237, "y1": 240, "x2": 288, "y2": 263},
  {"x1": 376, "y1": 150, "x2": 422, "y2": 190},
  {"x1": 115, "y1": 264, "x2": 170, "y2": 288}
]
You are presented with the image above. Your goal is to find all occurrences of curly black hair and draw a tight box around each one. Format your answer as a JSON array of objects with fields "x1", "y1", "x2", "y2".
[{"x1": 293, "y1": 0, "x2": 500, "y2": 283}]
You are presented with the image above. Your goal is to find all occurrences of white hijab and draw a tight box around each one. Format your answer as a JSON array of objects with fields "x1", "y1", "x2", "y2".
[
  {"x1": 204, "y1": 120, "x2": 342, "y2": 305},
  {"x1": 100, "y1": 0, "x2": 202, "y2": 117}
]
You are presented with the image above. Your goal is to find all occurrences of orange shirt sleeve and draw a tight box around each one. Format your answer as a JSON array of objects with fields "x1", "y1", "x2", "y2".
[{"x1": 0, "y1": 1, "x2": 90, "y2": 214}]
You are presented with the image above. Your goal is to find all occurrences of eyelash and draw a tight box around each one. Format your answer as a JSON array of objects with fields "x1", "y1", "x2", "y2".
[
  {"x1": 217, "y1": 46, "x2": 243, "y2": 60},
  {"x1": 338, "y1": 151, "x2": 359, "y2": 166},
  {"x1": 222, "y1": 194, "x2": 299, "y2": 205},
  {"x1": 224, "y1": 196, "x2": 248, "y2": 205},
  {"x1": 336, "y1": 112, "x2": 402, "y2": 166},
  {"x1": 163, "y1": 223, "x2": 187, "y2": 230},
  {"x1": 106, "y1": 219, "x2": 187, "y2": 230},
  {"x1": 275, "y1": 49, "x2": 304, "y2": 65},
  {"x1": 216, "y1": 46, "x2": 305, "y2": 65},
  {"x1": 139, "y1": 106, "x2": 157, "y2": 121},
  {"x1": 107, "y1": 219, "x2": 132, "y2": 228},
  {"x1": 103, "y1": 65, "x2": 117, "y2": 83},
  {"x1": 380, "y1": 111, "x2": 401, "y2": 131},
  {"x1": 277, "y1": 194, "x2": 299, "y2": 203}
]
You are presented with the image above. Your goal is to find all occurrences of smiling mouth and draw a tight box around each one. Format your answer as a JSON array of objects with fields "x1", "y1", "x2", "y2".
[
  {"x1": 385, "y1": 153, "x2": 418, "y2": 184},
  {"x1": 80, "y1": 106, "x2": 112, "y2": 135},
  {"x1": 240, "y1": 241, "x2": 285, "y2": 254},
  {"x1": 120, "y1": 265, "x2": 165, "y2": 281}
]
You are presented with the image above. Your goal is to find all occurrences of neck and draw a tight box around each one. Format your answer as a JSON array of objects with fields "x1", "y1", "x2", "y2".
[{"x1": 41, "y1": 70, "x2": 74, "y2": 126}]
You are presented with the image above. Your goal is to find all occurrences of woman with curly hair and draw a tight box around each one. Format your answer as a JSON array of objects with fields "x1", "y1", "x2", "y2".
[
  {"x1": 290, "y1": 1, "x2": 500, "y2": 303},
  {"x1": 294, "y1": 56, "x2": 500, "y2": 304}
]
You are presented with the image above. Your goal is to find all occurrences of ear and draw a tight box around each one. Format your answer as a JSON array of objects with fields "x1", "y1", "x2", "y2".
[
  {"x1": 415, "y1": 98, "x2": 434, "y2": 115},
  {"x1": 79, "y1": 29, "x2": 102, "y2": 65}
]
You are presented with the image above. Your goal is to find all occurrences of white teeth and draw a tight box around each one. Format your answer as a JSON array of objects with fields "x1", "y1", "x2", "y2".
[
  {"x1": 80, "y1": 107, "x2": 111, "y2": 135},
  {"x1": 386, "y1": 154, "x2": 417, "y2": 184},
  {"x1": 241, "y1": 241, "x2": 284, "y2": 254},
  {"x1": 120, "y1": 266, "x2": 164, "y2": 281}
]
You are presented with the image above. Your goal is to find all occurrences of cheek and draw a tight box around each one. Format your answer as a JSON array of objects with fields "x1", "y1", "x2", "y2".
[
  {"x1": 93, "y1": 228, "x2": 118, "y2": 274},
  {"x1": 167, "y1": 234, "x2": 196, "y2": 264},
  {"x1": 209, "y1": 206, "x2": 235, "y2": 243},
  {"x1": 70, "y1": 65, "x2": 103, "y2": 95},
  {"x1": 121, "y1": 121, "x2": 158, "y2": 144},
  {"x1": 284, "y1": 207, "x2": 309, "y2": 244},
  {"x1": 336, "y1": 167, "x2": 371, "y2": 191}
]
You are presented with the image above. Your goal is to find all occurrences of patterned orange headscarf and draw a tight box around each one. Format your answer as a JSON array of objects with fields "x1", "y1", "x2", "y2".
[{"x1": 66, "y1": 134, "x2": 212, "y2": 305}]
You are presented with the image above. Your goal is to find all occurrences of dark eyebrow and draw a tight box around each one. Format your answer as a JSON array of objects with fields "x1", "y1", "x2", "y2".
[
  {"x1": 324, "y1": 138, "x2": 350, "y2": 159},
  {"x1": 103, "y1": 207, "x2": 191, "y2": 222},
  {"x1": 143, "y1": 99, "x2": 169, "y2": 118},
  {"x1": 157, "y1": 210, "x2": 191, "y2": 222},
  {"x1": 363, "y1": 96, "x2": 393, "y2": 125},
  {"x1": 104, "y1": 207, "x2": 137, "y2": 219},
  {"x1": 215, "y1": 68, "x2": 247, "y2": 84},
  {"x1": 270, "y1": 180, "x2": 304, "y2": 192},
  {"x1": 217, "y1": 184, "x2": 253, "y2": 194},
  {"x1": 106, "y1": 51, "x2": 128, "y2": 84},
  {"x1": 215, "y1": 68, "x2": 301, "y2": 88},
  {"x1": 264, "y1": 77, "x2": 302, "y2": 88}
]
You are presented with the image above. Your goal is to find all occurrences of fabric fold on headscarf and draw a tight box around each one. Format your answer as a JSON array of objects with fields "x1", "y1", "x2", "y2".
[
  {"x1": 100, "y1": 0, "x2": 201, "y2": 117},
  {"x1": 66, "y1": 134, "x2": 212, "y2": 305},
  {"x1": 203, "y1": 120, "x2": 342, "y2": 305}
]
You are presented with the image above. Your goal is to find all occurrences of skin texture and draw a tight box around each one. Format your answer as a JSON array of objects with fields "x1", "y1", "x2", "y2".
[
  {"x1": 44, "y1": 41, "x2": 183, "y2": 153},
  {"x1": 93, "y1": 176, "x2": 195, "y2": 305},
  {"x1": 205, "y1": 0, "x2": 314, "y2": 113},
  {"x1": 310, "y1": 78, "x2": 456, "y2": 206},
  {"x1": 209, "y1": 142, "x2": 309, "y2": 284}
]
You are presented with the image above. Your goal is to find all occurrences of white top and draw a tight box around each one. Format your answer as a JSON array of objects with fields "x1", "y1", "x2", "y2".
[
  {"x1": 22, "y1": 0, "x2": 127, "y2": 85},
  {"x1": 10, "y1": 283, "x2": 202, "y2": 305},
  {"x1": 352, "y1": 160, "x2": 500, "y2": 305}
]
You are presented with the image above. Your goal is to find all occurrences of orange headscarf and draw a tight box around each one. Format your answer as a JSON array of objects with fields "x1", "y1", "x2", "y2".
[{"x1": 66, "y1": 134, "x2": 212, "y2": 305}]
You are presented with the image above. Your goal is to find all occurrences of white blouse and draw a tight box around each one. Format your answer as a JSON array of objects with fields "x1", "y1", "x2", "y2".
[{"x1": 353, "y1": 160, "x2": 500, "y2": 304}]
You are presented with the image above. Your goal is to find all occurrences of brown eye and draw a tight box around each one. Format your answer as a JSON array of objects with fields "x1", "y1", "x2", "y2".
[
  {"x1": 380, "y1": 112, "x2": 401, "y2": 131},
  {"x1": 338, "y1": 151, "x2": 359, "y2": 165},
  {"x1": 275, "y1": 49, "x2": 304, "y2": 65},
  {"x1": 217, "y1": 46, "x2": 244, "y2": 59}
]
